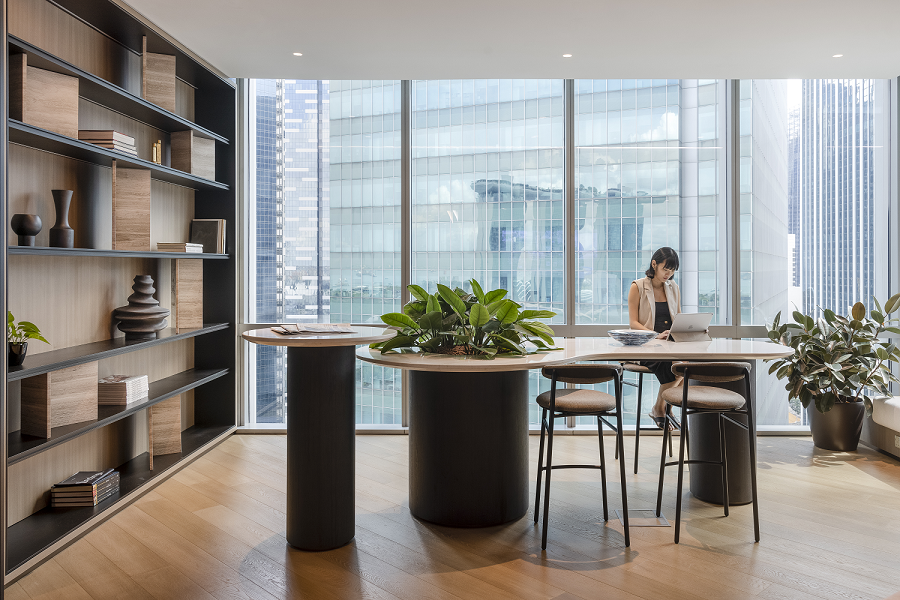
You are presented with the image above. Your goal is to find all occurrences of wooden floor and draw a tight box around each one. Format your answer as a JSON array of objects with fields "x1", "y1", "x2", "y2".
[{"x1": 7, "y1": 434, "x2": 900, "y2": 600}]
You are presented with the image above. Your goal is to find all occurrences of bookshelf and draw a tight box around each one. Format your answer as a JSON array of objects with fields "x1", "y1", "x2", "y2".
[{"x1": 2, "y1": 0, "x2": 237, "y2": 582}]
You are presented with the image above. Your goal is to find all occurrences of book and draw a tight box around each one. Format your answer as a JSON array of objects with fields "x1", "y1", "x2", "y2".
[
  {"x1": 78, "y1": 130, "x2": 135, "y2": 144},
  {"x1": 53, "y1": 469, "x2": 115, "y2": 490},
  {"x1": 157, "y1": 243, "x2": 203, "y2": 253},
  {"x1": 52, "y1": 473, "x2": 119, "y2": 498},
  {"x1": 98, "y1": 375, "x2": 149, "y2": 405},
  {"x1": 190, "y1": 219, "x2": 226, "y2": 254},
  {"x1": 52, "y1": 485, "x2": 118, "y2": 507}
]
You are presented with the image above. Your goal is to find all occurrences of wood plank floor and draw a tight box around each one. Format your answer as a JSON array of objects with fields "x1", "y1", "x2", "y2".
[{"x1": 8, "y1": 434, "x2": 900, "y2": 600}]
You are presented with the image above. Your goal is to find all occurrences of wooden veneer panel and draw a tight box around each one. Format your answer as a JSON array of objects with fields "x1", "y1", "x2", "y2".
[
  {"x1": 174, "y1": 259, "x2": 203, "y2": 329},
  {"x1": 112, "y1": 162, "x2": 151, "y2": 251},
  {"x1": 149, "y1": 395, "x2": 182, "y2": 470},
  {"x1": 21, "y1": 361, "x2": 99, "y2": 438},
  {"x1": 9, "y1": 52, "x2": 79, "y2": 139},
  {"x1": 142, "y1": 37, "x2": 176, "y2": 113},
  {"x1": 171, "y1": 130, "x2": 215, "y2": 180}
]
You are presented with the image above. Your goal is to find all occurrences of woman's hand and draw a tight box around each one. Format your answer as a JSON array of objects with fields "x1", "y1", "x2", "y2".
[{"x1": 656, "y1": 330, "x2": 670, "y2": 340}]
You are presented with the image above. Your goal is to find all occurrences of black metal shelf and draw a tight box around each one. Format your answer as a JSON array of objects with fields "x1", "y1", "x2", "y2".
[
  {"x1": 5, "y1": 423, "x2": 234, "y2": 573},
  {"x1": 8, "y1": 247, "x2": 229, "y2": 259},
  {"x1": 8, "y1": 36, "x2": 229, "y2": 143},
  {"x1": 9, "y1": 120, "x2": 228, "y2": 191},
  {"x1": 8, "y1": 324, "x2": 229, "y2": 382},
  {"x1": 8, "y1": 368, "x2": 229, "y2": 465}
]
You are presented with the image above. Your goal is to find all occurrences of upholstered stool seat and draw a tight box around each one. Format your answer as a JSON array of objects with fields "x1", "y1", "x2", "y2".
[
  {"x1": 536, "y1": 388, "x2": 617, "y2": 413},
  {"x1": 660, "y1": 385, "x2": 745, "y2": 409},
  {"x1": 622, "y1": 362, "x2": 652, "y2": 373}
]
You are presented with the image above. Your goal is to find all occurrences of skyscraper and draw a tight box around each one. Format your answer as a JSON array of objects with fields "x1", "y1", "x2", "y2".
[
  {"x1": 800, "y1": 79, "x2": 883, "y2": 317},
  {"x1": 250, "y1": 79, "x2": 330, "y2": 423}
]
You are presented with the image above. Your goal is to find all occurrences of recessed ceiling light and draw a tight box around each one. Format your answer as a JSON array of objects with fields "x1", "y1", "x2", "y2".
[
  {"x1": 562, "y1": 54, "x2": 573, "y2": 58},
  {"x1": 293, "y1": 52, "x2": 303, "y2": 56},
  {"x1": 832, "y1": 54, "x2": 843, "y2": 58}
]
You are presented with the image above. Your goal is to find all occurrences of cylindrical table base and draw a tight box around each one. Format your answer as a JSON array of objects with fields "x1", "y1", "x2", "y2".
[
  {"x1": 688, "y1": 361, "x2": 756, "y2": 505},
  {"x1": 409, "y1": 370, "x2": 529, "y2": 527},
  {"x1": 286, "y1": 345, "x2": 356, "y2": 550}
]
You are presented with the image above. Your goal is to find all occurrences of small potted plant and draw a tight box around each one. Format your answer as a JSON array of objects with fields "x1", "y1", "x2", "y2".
[
  {"x1": 8, "y1": 311, "x2": 49, "y2": 366},
  {"x1": 765, "y1": 294, "x2": 900, "y2": 451},
  {"x1": 370, "y1": 279, "x2": 559, "y2": 358}
]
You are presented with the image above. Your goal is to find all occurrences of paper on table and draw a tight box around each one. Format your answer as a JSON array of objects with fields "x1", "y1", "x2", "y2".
[{"x1": 270, "y1": 323, "x2": 357, "y2": 335}]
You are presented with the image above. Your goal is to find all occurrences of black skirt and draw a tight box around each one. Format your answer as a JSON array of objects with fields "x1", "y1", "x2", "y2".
[{"x1": 641, "y1": 360, "x2": 676, "y2": 385}]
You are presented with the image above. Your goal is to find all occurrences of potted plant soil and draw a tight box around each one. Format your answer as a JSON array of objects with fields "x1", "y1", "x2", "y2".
[
  {"x1": 8, "y1": 311, "x2": 50, "y2": 366},
  {"x1": 765, "y1": 295, "x2": 900, "y2": 451}
]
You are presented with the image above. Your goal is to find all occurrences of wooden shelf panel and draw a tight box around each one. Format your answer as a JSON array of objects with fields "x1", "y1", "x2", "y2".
[
  {"x1": 5, "y1": 424, "x2": 233, "y2": 573},
  {"x1": 8, "y1": 324, "x2": 230, "y2": 382},
  {"x1": 9, "y1": 120, "x2": 228, "y2": 191},
  {"x1": 8, "y1": 368, "x2": 229, "y2": 465},
  {"x1": 8, "y1": 36, "x2": 228, "y2": 143},
  {"x1": 8, "y1": 247, "x2": 229, "y2": 259}
]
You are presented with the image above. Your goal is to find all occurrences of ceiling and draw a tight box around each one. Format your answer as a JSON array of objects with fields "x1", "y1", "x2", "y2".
[{"x1": 124, "y1": 0, "x2": 900, "y2": 80}]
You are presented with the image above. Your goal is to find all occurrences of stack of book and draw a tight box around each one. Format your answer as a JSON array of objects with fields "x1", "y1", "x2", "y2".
[
  {"x1": 156, "y1": 242, "x2": 204, "y2": 254},
  {"x1": 190, "y1": 218, "x2": 227, "y2": 254},
  {"x1": 51, "y1": 469, "x2": 120, "y2": 508},
  {"x1": 98, "y1": 375, "x2": 149, "y2": 405},
  {"x1": 78, "y1": 130, "x2": 138, "y2": 156}
]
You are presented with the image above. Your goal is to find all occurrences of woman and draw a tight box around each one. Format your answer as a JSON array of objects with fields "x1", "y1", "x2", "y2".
[{"x1": 627, "y1": 247, "x2": 682, "y2": 429}]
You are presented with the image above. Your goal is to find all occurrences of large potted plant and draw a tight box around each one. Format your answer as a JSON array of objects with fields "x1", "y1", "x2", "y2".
[
  {"x1": 370, "y1": 279, "x2": 558, "y2": 358},
  {"x1": 765, "y1": 295, "x2": 900, "y2": 451}
]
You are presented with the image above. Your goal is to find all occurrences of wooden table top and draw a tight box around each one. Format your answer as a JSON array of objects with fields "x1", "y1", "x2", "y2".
[
  {"x1": 242, "y1": 326, "x2": 393, "y2": 348},
  {"x1": 356, "y1": 337, "x2": 794, "y2": 372}
]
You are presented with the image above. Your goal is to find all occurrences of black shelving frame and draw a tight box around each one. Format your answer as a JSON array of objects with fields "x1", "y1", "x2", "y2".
[{"x1": 2, "y1": 0, "x2": 237, "y2": 583}]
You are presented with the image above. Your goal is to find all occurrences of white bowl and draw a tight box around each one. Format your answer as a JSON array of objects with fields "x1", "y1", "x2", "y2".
[{"x1": 608, "y1": 329, "x2": 657, "y2": 346}]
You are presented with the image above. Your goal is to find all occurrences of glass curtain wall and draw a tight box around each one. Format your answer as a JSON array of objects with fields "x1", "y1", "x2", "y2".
[
  {"x1": 244, "y1": 77, "x2": 891, "y2": 431},
  {"x1": 409, "y1": 79, "x2": 565, "y2": 424}
]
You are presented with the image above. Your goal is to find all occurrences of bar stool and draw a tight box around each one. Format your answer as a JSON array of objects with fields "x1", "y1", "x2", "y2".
[
  {"x1": 534, "y1": 364, "x2": 630, "y2": 549},
  {"x1": 654, "y1": 362, "x2": 758, "y2": 543},
  {"x1": 620, "y1": 362, "x2": 673, "y2": 473}
]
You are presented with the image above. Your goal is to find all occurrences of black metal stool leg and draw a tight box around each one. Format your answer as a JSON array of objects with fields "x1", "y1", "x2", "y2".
[
  {"x1": 719, "y1": 413, "x2": 729, "y2": 517},
  {"x1": 597, "y1": 416, "x2": 609, "y2": 522},
  {"x1": 534, "y1": 408, "x2": 548, "y2": 523},
  {"x1": 615, "y1": 393, "x2": 630, "y2": 547},
  {"x1": 674, "y1": 406, "x2": 688, "y2": 544},
  {"x1": 634, "y1": 373, "x2": 643, "y2": 473},
  {"x1": 746, "y1": 386, "x2": 761, "y2": 542},
  {"x1": 540, "y1": 412, "x2": 556, "y2": 550},
  {"x1": 655, "y1": 404, "x2": 671, "y2": 518}
]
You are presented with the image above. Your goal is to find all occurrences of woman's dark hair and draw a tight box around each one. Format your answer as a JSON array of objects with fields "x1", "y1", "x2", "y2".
[{"x1": 645, "y1": 247, "x2": 679, "y2": 278}]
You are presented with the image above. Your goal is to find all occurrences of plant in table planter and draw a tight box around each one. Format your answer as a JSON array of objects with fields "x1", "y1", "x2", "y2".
[
  {"x1": 7, "y1": 311, "x2": 50, "y2": 366},
  {"x1": 765, "y1": 294, "x2": 900, "y2": 451},
  {"x1": 370, "y1": 279, "x2": 559, "y2": 358}
]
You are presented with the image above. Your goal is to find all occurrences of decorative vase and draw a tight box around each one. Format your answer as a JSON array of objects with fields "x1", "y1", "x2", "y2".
[
  {"x1": 112, "y1": 275, "x2": 171, "y2": 340},
  {"x1": 808, "y1": 401, "x2": 864, "y2": 451},
  {"x1": 8, "y1": 342, "x2": 28, "y2": 367},
  {"x1": 10, "y1": 214, "x2": 42, "y2": 246},
  {"x1": 49, "y1": 189, "x2": 74, "y2": 248}
]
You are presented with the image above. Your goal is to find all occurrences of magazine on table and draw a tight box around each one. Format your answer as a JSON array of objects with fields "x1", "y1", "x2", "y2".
[{"x1": 270, "y1": 323, "x2": 356, "y2": 335}]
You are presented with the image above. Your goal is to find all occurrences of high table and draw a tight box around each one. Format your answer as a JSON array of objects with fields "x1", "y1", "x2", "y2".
[
  {"x1": 357, "y1": 337, "x2": 793, "y2": 526},
  {"x1": 242, "y1": 327, "x2": 391, "y2": 550}
]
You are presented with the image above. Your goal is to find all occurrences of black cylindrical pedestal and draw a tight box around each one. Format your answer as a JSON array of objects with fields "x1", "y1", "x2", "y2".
[
  {"x1": 409, "y1": 369, "x2": 529, "y2": 527},
  {"x1": 688, "y1": 361, "x2": 755, "y2": 505},
  {"x1": 285, "y1": 345, "x2": 356, "y2": 550}
]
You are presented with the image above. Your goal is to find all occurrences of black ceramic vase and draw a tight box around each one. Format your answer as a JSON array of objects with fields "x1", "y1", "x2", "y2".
[
  {"x1": 10, "y1": 214, "x2": 42, "y2": 246},
  {"x1": 49, "y1": 189, "x2": 74, "y2": 248},
  {"x1": 112, "y1": 275, "x2": 171, "y2": 340},
  {"x1": 8, "y1": 342, "x2": 28, "y2": 367}
]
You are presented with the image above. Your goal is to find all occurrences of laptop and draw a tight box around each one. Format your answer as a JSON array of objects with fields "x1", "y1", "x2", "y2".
[{"x1": 668, "y1": 312, "x2": 713, "y2": 342}]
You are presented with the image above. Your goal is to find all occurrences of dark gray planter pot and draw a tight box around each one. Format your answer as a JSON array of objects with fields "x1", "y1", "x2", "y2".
[
  {"x1": 808, "y1": 401, "x2": 864, "y2": 451},
  {"x1": 8, "y1": 342, "x2": 28, "y2": 367}
]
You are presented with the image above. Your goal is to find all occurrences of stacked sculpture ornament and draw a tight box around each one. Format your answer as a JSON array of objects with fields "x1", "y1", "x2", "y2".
[{"x1": 113, "y1": 275, "x2": 170, "y2": 339}]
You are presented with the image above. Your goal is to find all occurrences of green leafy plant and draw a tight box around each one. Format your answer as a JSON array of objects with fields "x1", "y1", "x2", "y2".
[
  {"x1": 370, "y1": 279, "x2": 559, "y2": 358},
  {"x1": 765, "y1": 294, "x2": 900, "y2": 416},
  {"x1": 7, "y1": 311, "x2": 49, "y2": 345}
]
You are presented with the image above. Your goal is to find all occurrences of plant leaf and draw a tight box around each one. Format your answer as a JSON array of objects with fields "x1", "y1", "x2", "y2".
[
  {"x1": 379, "y1": 335, "x2": 418, "y2": 353},
  {"x1": 469, "y1": 279, "x2": 485, "y2": 303},
  {"x1": 851, "y1": 302, "x2": 866, "y2": 321},
  {"x1": 469, "y1": 303, "x2": 490, "y2": 328},
  {"x1": 407, "y1": 284, "x2": 428, "y2": 302},
  {"x1": 437, "y1": 284, "x2": 467, "y2": 317},
  {"x1": 484, "y1": 289, "x2": 507, "y2": 304},
  {"x1": 420, "y1": 311, "x2": 443, "y2": 331},
  {"x1": 519, "y1": 310, "x2": 556, "y2": 320},
  {"x1": 495, "y1": 301, "x2": 519, "y2": 325},
  {"x1": 426, "y1": 294, "x2": 440, "y2": 314},
  {"x1": 381, "y1": 312, "x2": 419, "y2": 329}
]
